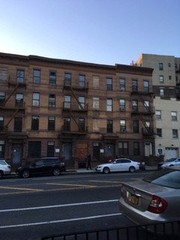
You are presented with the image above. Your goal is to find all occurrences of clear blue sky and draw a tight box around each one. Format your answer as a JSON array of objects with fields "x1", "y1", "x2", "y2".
[{"x1": 0, "y1": 0, "x2": 179, "y2": 65}]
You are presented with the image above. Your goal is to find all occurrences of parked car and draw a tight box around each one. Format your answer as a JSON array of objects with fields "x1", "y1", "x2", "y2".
[
  {"x1": 0, "y1": 160, "x2": 11, "y2": 178},
  {"x1": 95, "y1": 158, "x2": 140, "y2": 173},
  {"x1": 160, "y1": 157, "x2": 180, "y2": 169},
  {"x1": 16, "y1": 157, "x2": 66, "y2": 178},
  {"x1": 119, "y1": 166, "x2": 180, "y2": 225}
]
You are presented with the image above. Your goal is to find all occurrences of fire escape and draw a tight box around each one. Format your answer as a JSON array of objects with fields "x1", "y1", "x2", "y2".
[
  {"x1": 0, "y1": 77, "x2": 27, "y2": 139},
  {"x1": 61, "y1": 76, "x2": 88, "y2": 137},
  {"x1": 131, "y1": 85, "x2": 155, "y2": 138}
]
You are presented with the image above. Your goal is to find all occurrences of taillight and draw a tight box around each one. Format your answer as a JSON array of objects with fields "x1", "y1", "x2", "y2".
[
  {"x1": 120, "y1": 187, "x2": 125, "y2": 199},
  {"x1": 148, "y1": 195, "x2": 168, "y2": 214}
]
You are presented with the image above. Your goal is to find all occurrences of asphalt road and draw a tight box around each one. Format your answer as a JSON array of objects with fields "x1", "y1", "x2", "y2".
[{"x1": 0, "y1": 171, "x2": 152, "y2": 240}]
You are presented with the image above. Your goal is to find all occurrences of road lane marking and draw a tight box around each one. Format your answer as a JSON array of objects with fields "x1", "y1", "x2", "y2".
[
  {"x1": 0, "y1": 199, "x2": 118, "y2": 213},
  {"x1": 0, "y1": 213, "x2": 122, "y2": 229},
  {"x1": 0, "y1": 186, "x2": 43, "y2": 192},
  {"x1": 90, "y1": 180, "x2": 121, "y2": 183},
  {"x1": 46, "y1": 183, "x2": 96, "y2": 188}
]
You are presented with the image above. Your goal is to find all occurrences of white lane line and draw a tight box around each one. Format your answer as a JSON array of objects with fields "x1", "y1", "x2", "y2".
[
  {"x1": 0, "y1": 213, "x2": 122, "y2": 229},
  {"x1": 0, "y1": 199, "x2": 118, "y2": 213}
]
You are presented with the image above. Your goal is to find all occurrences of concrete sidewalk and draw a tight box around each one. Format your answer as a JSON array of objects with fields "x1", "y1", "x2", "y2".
[{"x1": 67, "y1": 165, "x2": 158, "y2": 174}]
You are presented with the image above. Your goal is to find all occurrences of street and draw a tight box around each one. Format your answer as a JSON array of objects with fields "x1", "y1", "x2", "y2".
[{"x1": 0, "y1": 171, "x2": 152, "y2": 240}]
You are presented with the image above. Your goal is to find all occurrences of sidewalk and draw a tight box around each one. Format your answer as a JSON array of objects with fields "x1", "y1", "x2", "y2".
[{"x1": 67, "y1": 165, "x2": 158, "y2": 174}]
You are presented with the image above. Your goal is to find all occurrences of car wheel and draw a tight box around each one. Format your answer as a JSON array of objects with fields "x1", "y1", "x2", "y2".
[
  {"x1": 22, "y1": 170, "x2": 30, "y2": 178},
  {"x1": 52, "y1": 168, "x2": 61, "y2": 176},
  {"x1": 0, "y1": 171, "x2": 4, "y2": 179},
  {"x1": 103, "y1": 167, "x2": 110, "y2": 174},
  {"x1": 129, "y1": 166, "x2": 135, "y2": 173}
]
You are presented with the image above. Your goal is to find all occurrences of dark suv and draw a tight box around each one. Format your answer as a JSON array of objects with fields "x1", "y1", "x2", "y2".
[{"x1": 16, "y1": 157, "x2": 66, "y2": 178}]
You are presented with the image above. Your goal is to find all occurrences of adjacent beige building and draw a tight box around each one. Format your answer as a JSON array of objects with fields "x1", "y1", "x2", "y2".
[{"x1": 136, "y1": 54, "x2": 180, "y2": 160}]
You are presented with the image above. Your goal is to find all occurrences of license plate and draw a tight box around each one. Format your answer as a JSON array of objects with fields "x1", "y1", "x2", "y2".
[{"x1": 127, "y1": 192, "x2": 139, "y2": 205}]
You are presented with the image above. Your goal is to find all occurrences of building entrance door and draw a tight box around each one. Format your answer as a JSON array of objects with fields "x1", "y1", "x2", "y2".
[{"x1": 12, "y1": 144, "x2": 22, "y2": 168}]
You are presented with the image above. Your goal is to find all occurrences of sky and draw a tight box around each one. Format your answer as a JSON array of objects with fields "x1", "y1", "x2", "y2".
[{"x1": 0, "y1": 0, "x2": 180, "y2": 65}]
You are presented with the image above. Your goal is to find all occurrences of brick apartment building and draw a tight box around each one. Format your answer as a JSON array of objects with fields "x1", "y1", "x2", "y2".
[{"x1": 0, "y1": 52, "x2": 155, "y2": 169}]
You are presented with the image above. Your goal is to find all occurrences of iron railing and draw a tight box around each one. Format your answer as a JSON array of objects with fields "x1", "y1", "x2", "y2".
[{"x1": 42, "y1": 220, "x2": 180, "y2": 240}]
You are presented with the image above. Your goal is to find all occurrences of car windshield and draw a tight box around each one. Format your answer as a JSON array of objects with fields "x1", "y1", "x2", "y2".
[
  {"x1": 144, "y1": 169, "x2": 180, "y2": 189},
  {"x1": 0, "y1": 160, "x2": 6, "y2": 165},
  {"x1": 165, "y1": 158, "x2": 176, "y2": 162}
]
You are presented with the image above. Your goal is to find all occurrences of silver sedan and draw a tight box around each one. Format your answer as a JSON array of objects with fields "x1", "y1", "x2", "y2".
[{"x1": 119, "y1": 166, "x2": 180, "y2": 224}]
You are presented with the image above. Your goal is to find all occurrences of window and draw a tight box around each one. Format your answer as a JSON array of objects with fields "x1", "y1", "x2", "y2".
[
  {"x1": 93, "y1": 97, "x2": 99, "y2": 110},
  {"x1": 14, "y1": 117, "x2": 22, "y2": 132},
  {"x1": 169, "y1": 75, "x2": 172, "y2": 80},
  {"x1": 0, "y1": 67, "x2": 8, "y2": 81},
  {"x1": 28, "y1": 141, "x2": 41, "y2": 158},
  {"x1": 106, "y1": 98, "x2": 112, "y2": 111},
  {"x1": 0, "y1": 117, "x2": 4, "y2": 131},
  {"x1": 64, "y1": 72, "x2": 72, "y2": 86},
  {"x1": 132, "y1": 100, "x2": 138, "y2": 112},
  {"x1": 79, "y1": 118, "x2": 85, "y2": 132},
  {"x1": 64, "y1": 96, "x2": 71, "y2": 109},
  {"x1": 78, "y1": 96, "x2": 85, "y2": 109},
  {"x1": 31, "y1": 115, "x2": 39, "y2": 130},
  {"x1": 47, "y1": 141, "x2": 55, "y2": 157},
  {"x1": 93, "y1": 76, "x2": 99, "y2": 89},
  {"x1": 33, "y1": 69, "x2": 41, "y2": 83},
  {"x1": 106, "y1": 78, "x2": 113, "y2": 90},
  {"x1": 49, "y1": 94, "x2": 56, "y2": 108},
  {"x1": 119, "y1": 78, "x2": 125, "y2": 91},
  {"x1": 132, "y1": 79, "x2": 138, "y2": 91},
  {"x1": 133, "y1": 142, "x2": 140, "y2": 155},
  {"x1": 160, "y1": 88, "x2": 164, "y2": 96},
  {"x1": 49, "y1": 71, "x2": 56, "y2": 85},
  {"x1": 16, "y1": 69, "x2": 25, "y2": 83},
  {"x1": 133, "y1": 120, "x2": 139, "y2": 133},
  {"x1": 32, "y1": 93, "x2": 40, "y2": 107},
  {"x1": 64, "y1": 117, "x2": 71, "y2": 131},
  {"x1": 168, "y1": 63, "x2": 171, "y2": 68},
  {"x1": 79, "y1": 75, "x2": 86, "y2": 87},
  {"x1": 0, "y1": 140, "x2": 5, "y2": 158},
  {"x1": 144, "y1": 100, "x2": 150, "y2": 112},
  {"x1": 143, "y1": 80, "x2": 149, "y2": 92},
  {"x1": 15, "y1": 93, "x2": 23, "y2": 107},
  {"x1": 157, "y1": 128, "x2": 162, "y2": 137},
  {"x1": 48, "y1": 116, "x2": 55, "y2": 131},
  {"x1": 107, "y1": 119, "x2": 113, "y2": 133},
  {"x1": 159, "y1": 75, "x2": 164, "y2": 83},
  {"x1": 172, "y1": 129, "x2": 178, "y2": 138},
  {"x1": 171, "y1": 111, "x2": 177, "y2": 121},
  {"x1": 118, "y1": 141, "x2": 129, "y2": 156},
  {"x1": 120, "y1": 120, "x2": 126, "y2": 133},
  {"x1": 93, "y1": 119, "x2": 99, "y2": 132},
  {"x1": 119, "y1": 99, "x2": 125, "y2": 111},
  {"x1": 159, "y1": 63, "x2": 163, "y2": 70},
  {"x1": 156, "y1": 110, "x2": 161, "y2": 120},
  {"x1": 0, "y1": 92, "x2": 5, "y2": 104}
]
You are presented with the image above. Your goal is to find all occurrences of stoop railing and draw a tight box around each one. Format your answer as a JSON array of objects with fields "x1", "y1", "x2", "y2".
[{"x1": 42, "y1": 220, "x2": 180, "y2": 240}]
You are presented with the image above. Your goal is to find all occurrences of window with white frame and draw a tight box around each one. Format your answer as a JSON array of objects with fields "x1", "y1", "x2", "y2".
[
  {"x1": 78, "y1": 96, "x2": 85, "y2": 109},
  {"x1": 93, "y1": 97, "x2": 99, "y2": 110},
  {"x1": 160, "y1": 88, "x2": 164, "y2": 96},
  {"x1": 119, "y1": 99, "x2": 125, "y2": 111},
  {"x1": 32, "y1": 92, "x2": 40, "y2": 107},
  {"x1": 106, "y1": 78, "x2": 113, "y2": 90},
  {"x1": 106, "y1": 98, "x2": 112, "y2": 111},
  {"x1": 172, "y1": 129, "x2": 178, "y2": 138},
  {"x1": 119, "y1": 78, "x2": 125, "y2": 91},
  {"x1": 156, "y1": 110, "x2": 161, "y2": 120},
  {"x1": 93, "y1": 76, "x2": 99, "y2": 89},
  {"x1": 120, "y1": 120, "x2": 126, "y2": 133},
  {"x1": 171, "y1": 111, "x2": 177, "y2": 121},
  {"x1": 64, "y1": 96, "x2": 71, "y2": 109},
  {"x1": 159, "y1": 75, "x2": 164, "y2": 83},
  {"x1": 93, "y1": 119, "x2": 99, "y2": 132}
]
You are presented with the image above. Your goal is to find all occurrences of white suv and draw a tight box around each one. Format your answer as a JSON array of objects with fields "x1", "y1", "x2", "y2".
[{"x1": 0, "y1": 160, "x2": 11, "y2": 178}]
